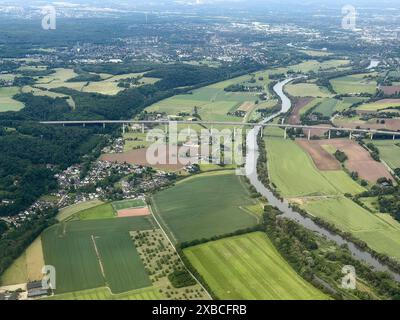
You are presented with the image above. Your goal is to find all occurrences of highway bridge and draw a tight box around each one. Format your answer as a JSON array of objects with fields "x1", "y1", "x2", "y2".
[{"x1": 40, "y1": 120, "x2": 400, "y2": 140}]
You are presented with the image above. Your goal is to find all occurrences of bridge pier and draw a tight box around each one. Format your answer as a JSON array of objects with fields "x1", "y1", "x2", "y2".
[
  {"x1": 308, "y1": 129, "x2": 311, "y2": 141},
  {"x1": 82, "y1": 123, "x2": 85, "y2": 128},
  {"x1": 122, "y1": 123, "x2": 125, "y2": 135},
  {"x1": 328, "y1": 130, "x2": 331, "y2": 140},
  {"x1": 141, "y1": 124, "x2": 145, "y2": 134},
  {"x1": 349, "y1": 131, "x2": 352, "y2": 140},
  {"x1": 284, "y1": 127, "x2": 287, "y2": 140},
  {"x1": 394, "y1": 135, "x2": 396, "y2": 141},
  {"x1": 370, "y1": 133, "x2": 374, "y2": 140},
  {"x1": 103, "y1": 123, "x2": 106, "y2": 129}
]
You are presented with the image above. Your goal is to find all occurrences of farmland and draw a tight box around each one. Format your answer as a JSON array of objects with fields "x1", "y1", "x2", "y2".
[
  {"x1": 356, "y1": 99, "x2": 400, "y2": 112},
  {"x1": 41, "y1": 216, "x2": 154, "y2": 294},
  {"x1": 0, "y1": 237, "x2": 44, "y2": 286},
  {"x1": 56, "y1": 200, "x2": 104, "y2": 222},
  {"x1": 303, "y1": 198, "x2": 400, "y2": 261},
  {"x1": 44, "y1": 286, "x2": 163, "y2": 300},
  {"x1": 184, "y1": 232, "x2": 328, "y2": 300},
  {"x1": 285, "y1": 83, "x2": 333, "y2": 98},
  {"x1": 77, "y1": 203, "x2": 116, "y2": 220},
  {"x1": 265, "y1": 134, "x2": 365, "y2": 197},
  {"x1": 151, "y1": 171, "x2": 260, "y2": 243},
  {"x1": 330, "y1": 73, "x2": 377, "y2": 95},
  {"x1": 0, "y1": 87, "x2": 25, "y2": 112},
  {"x1": 370, "y1": 140, "x2": 400, "y2": 170}
]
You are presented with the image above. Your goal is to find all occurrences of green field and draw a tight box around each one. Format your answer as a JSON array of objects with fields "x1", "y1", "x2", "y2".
[
  {"x1": 44, "y1": 286, "x2": 163, "y2": 300},
  {"x1": 112, "y1": 199, "x2": 146, "y2": 211},
  {"x1": 41, "y1": 216, "x2": 154, "y2": 294},
  {"x1": 370, "y1": 140, "x2": 400, "y2": 169},
  {"x1": 265, "y1": 134, "x2": 365, "y2": 197},
  {"x1": 56, "y1": 200, "x2": 104, "y2": 221},
  {"x1": 184, "y1": 232, "x2": 329, "y2": 300},
  {"x1": 285, "y1": 83, "x2": 333, "y2": 98},
  {"x1": 313, "y1": 97, "x2": 363, "y2": 117},
  {"x1": 0, "y1": 87, "x2": 25, "y2": 112},
  {"x1": 77, "y1": 203, "x2": 116, "y2": 220},
  {"x1": 151, "y1": 171, "x2": 259, "y2": 243},
  {"x1": 330, "y1": 73, "x2": 377, "y2": 95},
  {"x1": 357, "y1": 99, "x2": 400, "y2": 112},
  {"x1": 146, "y1": 72, "x2": 272, "y2": 122},
  {"x1": 287, "y1": 59, "x2": 349, "y2": 73},
  {"x1": 303, "y1": 198, "x2": 400, "y2": 261}
]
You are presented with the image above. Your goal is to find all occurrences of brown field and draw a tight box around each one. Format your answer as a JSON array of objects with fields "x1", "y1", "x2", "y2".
[
  {"x1": 298, "y1": 139, "x2": 394, "y2": 182},
  {"x1": 334, "y1": 118, "x2": 400, "y2": 131},
  {"x1": 117, "y1": 207, "x2": 150, "y2": 218},
  {"x1": 101, "y1": 147, "x2": 188, "y2": 171},
  {"x1": 288, "y1": 97, "x2": 314, "y2": 124},
  {"x1": 297, "y1": 140, "x2": 341, "y2": 170},
  {"x1": 238, "y1": 101, "x2": 255, "y2": 112},
  {"x1": 308, "y1": 125, "x2": 333, "y2": 137},
  {"x1": 380, "y1": 86, "x2": 400, "y2": 95}
]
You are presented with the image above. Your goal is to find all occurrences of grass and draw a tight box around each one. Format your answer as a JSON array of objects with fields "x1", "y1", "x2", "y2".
[
  {"x1": 146, "y1": 72, "x2": 269, "y2": 122},
  {"x1": 330, "y1": 73, "x2": 377, "y2": 95},
  {"x1": 370, "y1": 140, "x2": 400, "y2": 169},
  {"x1": 357, "y1": 99, "x2": 400, "y2": 112},
  {"x1": 265, "y1": 134, "x2": 365, "y2": 197},
  {"x1": 41, "y1": 216, "x2": 154, "y2": 294},
  {"x1": 77, "y1": 203, "x2": 116, "y2": 220},
  {"x1": 299, "y1": 98, "x2": 325, "y2": 115},
  {"x1": 287, "y1": 60, "x2": 349, "y2": 73},
  {"x1": 184, "y1": 232, "x2": 329, "y2": 300},
  {"x1": 151, "y1": 171, "x2": 259, "y2": 243},
  {"x1": 0, "y1": 87, "x2": 24, "y2": 112},
  {"x1": 285, "y1": 83, "x2": 333, "y2": 98},
  {"x1": 21, "y1": 86, "x2": 75, "y2": 108},
  {"x1": 112, "y1": 199, "x2": 146, "y2": 211},
  {"x1": 303, "y1": 197, "x2": 400, "y2": 261},
  {"x1": 314, "y1": 98, "x2": 340, "y2": 116},
  {"x1": 0, "y1": 237, "x2": 44, "y2": 286},
  {"x1": 56, "y1": 200, "x2": 104, "y2": 222},
  {"x1": 44, "y1": 286, "x2": 163, "y2": 300}
]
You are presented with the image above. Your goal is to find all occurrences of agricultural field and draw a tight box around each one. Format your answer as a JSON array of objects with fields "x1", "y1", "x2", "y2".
[
  {"x1": 41, "y1": 216, "x2": 155, "y2": 294},
  {"x1": 146, "y1": 72, "x2": 271, "y2": 122},
  {"x1": 0, "y1": 87, "x2": 25, "y2": 112},
  {"x1": 0, "y1": 237, "x2": 44, "y2": 286},
  {"x1": 45, "y1": 286, "x2": 163, "y2": 300},
  {"x1": 184, "y1": 232, "x2": 329, "y2": 300},
  {"x1": 303, "y1": 198, "x2": 400, "y2": 261},
  {"x1": 77, "y1": 203, "x2": 116, "y2": 220},
  {"x1": 312, "y1": 97, "x2": 363, "y2": 117},
  {"x1": 356, "y1": 99, "x2": 400, "y2": 112},
  {"x1": 151, "y1": 171, "x2": 260, "y2": 243},
  {"x1": 285, "y1": 83, "x2": 333, "y2": 98},
  {"x1": 286, "y1": 59, "x2": 349, "y2": 73},
  {"x1": 330, "y1": 73, "x2": 377, "y2": 95},
  {"x1": 56, "y1": 200, "x2": 104, "y2": 222},
  {"x1": 299, "y1": 50, "x2": 333, "y2": 57},
  {"x1": 369, "y1": 140, "x2": 400, "y2": 170},
  {"x1": 265, "y1": 134, "x2": 365, "y2": 197}
]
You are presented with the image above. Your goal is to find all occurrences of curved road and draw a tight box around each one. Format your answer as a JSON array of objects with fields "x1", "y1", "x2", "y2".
[{"x1": 245, "y1": 78, "x2": 400, "y2": 281}]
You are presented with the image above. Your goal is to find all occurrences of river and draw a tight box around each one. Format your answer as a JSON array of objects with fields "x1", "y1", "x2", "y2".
[{"x1": 245, "y1": 79, "x2": 400, "y2": 281}]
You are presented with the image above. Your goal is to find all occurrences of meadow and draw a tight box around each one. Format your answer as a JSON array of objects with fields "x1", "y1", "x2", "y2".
[
  {"x1": 285, "y1": 83, "x2": 333, "y2": 98},
  {"x1": 303, "y1": 197, "x2": 400, "y2": 261},
  {"x1": 356, "y1": 99, "x2": 400, "y2": 112},
  {"x1": 286, "y1": 59, "x2": 349, "y2": 73},
  {"x1": 312, "y1": 97, "x2": 361, "y2": 117},
  {"x1": 0, "y1": 87, "x2": 25, "y2": 112},
  {"x1": 112, "y1": 199, "x2": 146, "y2": 211},
  {"x1": 264, "y1": 133, "x2": 365, "y2": 197},
  {"x1": 184, "y1": 232, "x2": 329, "y2": 300},
  {"x1": 44, "y1": 286, "x2": 163, "y2": 300},
  {"x1": 370, "y1": 140, "x2": 400, "y2": 169},
  {"x1": 56, "y1": 200, "x2": 104, "y2": 222},
  {"x1": 76, "y1": 203, "x2": 116, "y2": 220},
  {"x1": 41, "y1": 216, "x2": 154, "y2": 294},
  {"x1": 151, "y1": 171, "x2": 260, "y2": 243},
  {"x1": 0, "y1": 237, "x2": 44, "y2": 286},
  {"x1": 330, "y1": 73, "x2": 377, "y2": 95}
]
